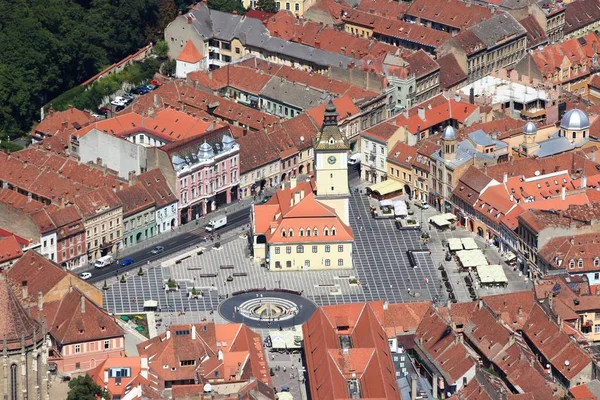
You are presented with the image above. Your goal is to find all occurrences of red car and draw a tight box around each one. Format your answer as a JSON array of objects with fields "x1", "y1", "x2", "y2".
[{"x1": 150, "y1": 79, "x2": 163, "y2": 87}]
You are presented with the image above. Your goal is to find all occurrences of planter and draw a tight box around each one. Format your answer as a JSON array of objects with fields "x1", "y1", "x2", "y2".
[
  {"x1": 348, "y1": 278, "x2": 359, "y2": 286},
  {"x1": 226, "y1": 276, "x2": 234, "y2": 282},
  {"x1": 137, "y1": 267, "x2": 145, "y2": 276},
  {"x1": 102, "y1": 280, "x2": 109, "y2": 291},
  {"x1": 120, "y1": 275, "x2": 127, "y2": 284}
]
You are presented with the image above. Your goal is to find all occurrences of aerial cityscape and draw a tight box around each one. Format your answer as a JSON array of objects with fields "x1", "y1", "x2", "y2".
[{"x1": 3, "y1": 0, "x2": 600, "y2": 399}]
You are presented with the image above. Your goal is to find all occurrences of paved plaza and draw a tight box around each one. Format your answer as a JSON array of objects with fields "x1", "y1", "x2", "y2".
[{"x1": 103, "y1": 183, "x2": 530, "y2": 330}]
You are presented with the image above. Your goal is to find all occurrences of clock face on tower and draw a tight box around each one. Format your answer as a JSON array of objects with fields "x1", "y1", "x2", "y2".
[{"x1": 327, "y1": 156, "x2": 337, "y2": 165}]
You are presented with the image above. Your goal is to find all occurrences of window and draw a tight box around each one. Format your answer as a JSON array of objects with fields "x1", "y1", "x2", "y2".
[
  {"x1": 299, "y1": 228, "x2": 304, "y2": 236},
  {"x1": 104, "y1": 340, "x2": 110, "y2": 350},
  {"x1": 10, "y1": 363, "x2": 17, "y2": 400},
  {"x1": 312, "y1": 245, "x2": 318, "y2": 253},
  {"x1": 275, "y1": 247, "x2": 280, "y2": 254},
  {"x1": 313, "y1": 229, "x2": 318, "y2": 236},
  {"x1": 325, "y1": 245, "x2": 331, "y2": 253},
  {"x1": 286, "y1": 2, "x2": 290, "y2": 10},
  {"x1": 295, "y1": 2, "x2": 299, "y2": 11},
  {"x1": 275, "y1": 261, "x2": 281, "y2": 268},
  {"x1": 332, "y1": 227, "x2": 337, "y2": 236},
  {"x1": 282, "y1": 229, "x2": 286, "y2": 237},
  {"x1": 289, "y1": 229, "x2": 294, "y2": 237},
  {"x1": 595, "y1": 272, "x2": 599, "y2": 280},
  {"x1": 595, "y1": 258, "x2": 599, "y2": 268},
  {"x1": 324, "y1": 228, "x2": 329, "y2": 236},
  {"x1": 235, "y1": 47, "x2": 240, "y2": 54},
  {"x1": 338, "y1": 259, "x2": 344, "y2": 266},
  {"x1": 296, "y1": 245, "x2": 304, "y2": 253},
  {"x1": 325, "y1": 259, "x2": 331, "y2": 266},
  {"x1": 595, "y1": 325, "x2": 600, "y2": 334},
  {"x1": 578, "y1": 258, "x2": 584, "y2": 268},
  {"x1": 75, "y1": 344, "x2": 81, "y2": 353},
  {"x1": 569, "y1": 259, "x2": 575, "y2": 269},
  {"x1": 286, "y1": 260, "x2": 292, "y2": 268},
  {"x1": 338, "y1": 245, "x2": 343, "y2": 252},
  {"x1": 286, "y1": 246, "x2": 291, "y2": 254}
]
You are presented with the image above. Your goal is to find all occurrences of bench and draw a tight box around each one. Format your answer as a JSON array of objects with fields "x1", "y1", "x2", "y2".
[
  {"x1": 220, "y1": 265, "x2": 235, "y2": 270},
  {"x1": 198, "y1": 273, "x2": 218, "y2": 278},
  {"x1": 187, "y1": 267, "x2": 203, "y2": 271},
  {"x1": 232, "y1": 272, "x2": 247, "y2": 277}
]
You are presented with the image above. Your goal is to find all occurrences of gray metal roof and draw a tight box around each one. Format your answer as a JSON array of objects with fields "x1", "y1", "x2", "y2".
[
  {"x1": 533, "y1": 131, "x2": 589, "y2": 158},
  {"x1": 189, "y1": 4, "x2": 360, "y2": 69},
  {"x1": 468, "y1": 129, "x2": 495, "y2": 147},
  {"x1": 260, "y1": 77, "x2": 328, "y2": 110},
  {"x1": 471, "y1": 13, "x2": 526, "y2": 48},
  {"x1": 431, "y1": 139, "x2": 496, "y2": 169}
]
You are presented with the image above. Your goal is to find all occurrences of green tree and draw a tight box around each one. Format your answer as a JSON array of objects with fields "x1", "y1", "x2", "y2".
[
  {"x1": 256, "y1": 0, "x2": 277, "y2": 13},
  {"x1": 67, "y1": 375, "x2": 109, "y2": 400},
  {"x1": 162, "y1": 59, "x2": 176, "y2": 76},
  {"x1": 154, "y1": 40, "x2": 169, "y2": 58},
  {"x1": 158, "y1": 0, "x2": 177, "y2": 33},
  {"x1": 207, "y1": 0, "x2": 245, "y2": 14}
]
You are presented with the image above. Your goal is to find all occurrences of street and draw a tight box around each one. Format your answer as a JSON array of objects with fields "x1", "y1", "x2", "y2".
[{"x1": 86, "y1": 207, "x2": 251, "y2": 283}]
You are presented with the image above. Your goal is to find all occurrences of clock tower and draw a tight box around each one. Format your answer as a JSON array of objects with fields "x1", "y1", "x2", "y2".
[{"x1": 313, "y1": 100, "x2": 350, "y2": 224}]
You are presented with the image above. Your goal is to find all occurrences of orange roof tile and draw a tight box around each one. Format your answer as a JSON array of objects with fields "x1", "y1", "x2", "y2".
[
  {"x1": 177, "y1": 40, "x2": 203, "y2": 63},
  {"x1": 0, "y1": 236, "x2": 23, "y2": 263}
]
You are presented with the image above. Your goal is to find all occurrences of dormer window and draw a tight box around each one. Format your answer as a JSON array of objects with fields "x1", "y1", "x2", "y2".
[
  {"x1": 595, "y1": 257, "x2": 600, "y2": 268},
  {"x1": 578, "y1": 258, "x2": 584, "y2": 268},
  {"x1": 329, "y1": 138, "x2": 335, "y2": 144},
  {"x1": 331, "y1": 227, "x2": 337, "y2": 236},
  {"x1": 569, "y1": 259, "x2": 575, "y2": 269},
  {"x1": 282, "y1": 230, "x2": 286, "y2": 237},
  {"x1": 324, "y1": 228, "x2": 329, "y2": 236},
  {"x1": 313, "y1": 228, "x2": 318, "y2": 236},
  {"x1": 289, "y1": 229, "x2": 294, "y2": 237},
  {"x1": 299, "y1": 228, "x2": 304, "y2": 237}
]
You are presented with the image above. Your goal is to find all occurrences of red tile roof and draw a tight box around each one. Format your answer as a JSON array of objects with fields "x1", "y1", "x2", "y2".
[
  {"x1": 33, "y1": 106, "x2": 95, "y2": 138},
  {"x1": 403, "y1": 50, "x2": 440, "y2": 78},
  {"x1": 0, "y1": 273, "x2": 41, "y2": 350},
  {"x1": 483, "y1": 291, "x2": 535, "y2": 331},
  {"x1": 522, "y1": 304, "x2": 592, "y2": 382},
  {"x1": 88, "y1": 355, "x2": 151, "y2": 399},
  {"x1": 405, "y1": 0, "x2": 492, "y2": 30},
  {"x1": 177, "y1": 40, "x2": 203, "y2": 63},
  {"x1": 210, "y1": 64, "x2": 273, "y2": 95},
  {"x1": 253, "y1": 180, "x2": 353, "y2": 243},
  {"x1": 307, "y1": 96, "x2": 359, "y2": 126},
  {"x1": 303, "y1": 303, "x2": 401, "y2": 400},
  {"x1": 138, "y1": 322, "x2": 270, "y2": 390},
  {"x1": 115, "y1": 183, "x2": 155, "y2": 217},
  {"x1": 32, "y1": 287, "x2": 124, "y2": 345},
  {"x1": 437, "y1": 53, "x2": 468, "y2": 90},
  {"x1": 362, "y1": 122, "x2": 400, "y2": 142},
  {"x1": 519, "y1": 15, "x2": 548, "y2": 48},
  {"x1": 387, "y1": 140, "x2": 417, "y2": 169},
  {"x1": 236, "y1": 130, "x2": 280, "y2": 174},
  {"x1": 538, "y1": 232, "x2": 600, "y2": 273},
  {"x1": 393, "y1": 95, "x2": 478, "y2": 133},
  {"x1": 137, "y1": 168, "x2": 177, "y2": 208},
  {"x1": 0, "y1": 236, "x2": 23, "y2": 264},
  {"x1": 74, "y1": 187, "x2": 122, "y2": 219}
]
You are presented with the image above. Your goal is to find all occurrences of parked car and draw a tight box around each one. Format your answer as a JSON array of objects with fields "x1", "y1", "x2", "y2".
[
  {"x1": 415, "y1": 201, "x2": 429, "y2": 209},
  {"x1": 97, "y1": 106, "x2": 111, "y2": 116},
  {"x1": 150, "y1": 246, "x2": 165, "y2": 255},
  {"x1": 150, "y1": 79, "x2": 163, "y2": 87},
  {"x1": 110, "y1": 97, "x2": 127, "y2": 107},
  {"x1": 262, "y1": 195, "x2": 272, "y2": 203},
  {"x1": 131, "y1": 86, "x2": 145, "y2": 95},
  {"x1": 122, "y1": 93, "x2": 134, "y2": 101},
  {"x1": 120, "y1": 257, "x2": 134, "y2": 266},
  {"x1": 115, "y1": 105, "x2": 125, "y2": 112},
  {"x1": 79, "y1": 272, "x2": 92, "y2": 280}
]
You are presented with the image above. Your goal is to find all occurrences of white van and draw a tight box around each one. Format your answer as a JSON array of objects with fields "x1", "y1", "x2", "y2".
[
  {"x1": 94, "y1": 255, "x2": 114, "y2": 269},
  {"x1": 348, "y1": 153, "x2": 361, "y2": 166}
]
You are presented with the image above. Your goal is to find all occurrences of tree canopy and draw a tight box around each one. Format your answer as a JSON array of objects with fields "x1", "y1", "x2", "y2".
[
  {"x1": 67, "y1": 375, "x2": 110, "y2": 400},
  {"x1": 0, "y1": 0, "x2": 196, "y2": 140},
  {"x1": 256, "y1": 0, "x2": 278, "y2": 13}
]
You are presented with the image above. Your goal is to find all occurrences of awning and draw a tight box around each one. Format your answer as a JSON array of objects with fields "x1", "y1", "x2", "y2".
[
  {"x1": 429, "y1": 215, "x2": 451, "y2": 227},
  {"x1": 268, "y1": 329, "x2": 303, "y2": 349},
  {"x1": 143, "y1": 300, "x2": 158, "y2": 308},
  {"x1": 448, "y1": 238, "x2": 463, "y2": 251},
  {"x1": 381, "y1": 199, "x2": 407, "y2": 217},
  {"x1": 502, "y1": 251, "x2": 517, "y2": 262},
  {"x1": 476, "y1": 265, "x2": 508, "y2": 284},
  {"x1": 367, "y1": 180, "x2": 403, "y2": 196},
  {"x1": 461, "y1": 238, "x2": 479, "y2": 250},
  {"x1": 438, "y1": 213, "x2": 457, "y2": 221},
  {"x1": 456, "y1": 249, "x2": 489, "y2": 268}
]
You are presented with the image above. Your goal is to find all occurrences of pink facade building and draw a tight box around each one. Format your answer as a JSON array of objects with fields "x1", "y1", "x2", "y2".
[{"x1": 162, "y1": 126, "x2": 240, "y2": 224}]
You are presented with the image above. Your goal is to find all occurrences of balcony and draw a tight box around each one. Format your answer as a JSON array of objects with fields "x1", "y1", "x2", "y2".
[{"x1": 209, "y1": 46, "x2": 220, "y2": 54}]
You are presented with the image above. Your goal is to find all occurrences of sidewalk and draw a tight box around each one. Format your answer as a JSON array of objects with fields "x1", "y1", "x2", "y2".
[{"x1": 77, "y1": 190, "x2": 273, "y2": 270}]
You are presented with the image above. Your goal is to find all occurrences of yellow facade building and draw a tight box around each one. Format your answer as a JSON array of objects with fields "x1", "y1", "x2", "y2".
[{"x1": 250, "y1": 101, "x2": 354, "y2": 271}]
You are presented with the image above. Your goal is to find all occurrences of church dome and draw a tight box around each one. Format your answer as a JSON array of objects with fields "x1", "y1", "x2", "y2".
[
  {"x1": 523, "y1": 121, "x2": 537, "y2": 135},
  {"x1": 221, "y1": 134, "x2": 235, "y2": 151},
  {"x1": 560, "y1": 109, "x2": 590, "y2": 131},
  {"x1": 442, "y1": 125, "x2": 456, "y2": 140}
]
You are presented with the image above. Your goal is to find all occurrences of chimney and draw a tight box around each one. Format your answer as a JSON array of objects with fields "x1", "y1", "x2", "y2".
[
  {"x1": 294, "y1": 191, "x2": 301, "y2": 205},
  {"x1": 140, "y1": 356, "x2": 149, "y2": 379},
  {"x1": 518, "y1": 305, "x2": 523, "y2": 318},
  {"x1": 561, "y1": 186, "x2": 566, "y2": 201},
  {"x1": 166, "y1": 329, "x2": 171, "y2": 340},
  {"x1": 300, "y1": 190, "x2": 305, "y2": 200},
  {"x1": 128, "y1": 171, "x2": 137, "y2": 186},
  {"x1": 503, "y1": 173, "x2": 508, "y2": 184},
  {"x1": 383, "y1": 300, "x2": 389, "y2": 310},
  {"x1": 153, "y1": 94, "x2": 158, "y2": 107},
  {"x1": 508, "y1": 333, "x2": 515, "y2": 345},
  {"x1": 582, "y1": 175, "x2": 587, "y2": 188},
  {"x1": 27, "y1": 192, "x2": 32, "y2": 203},
  {"x1": 478, "y1": 299, "x2": 483, "y2": 310},
  {"x1": 218, "y1": 350, "x2": 224, "y2": 360},
  {"x1": 591, "y1": 150, "x2": 596, "y2": 162},
  {"x1": 192, "y1": 324, "x2": 197, "y2": 340},
  {"x1": 454, "y1": 92, "x2": 461, "y2": 102},
  {"x1": 410, "y1": 374, "x2": 418, "y2": 400},
  {"x1": 104, "y1": 369, "x2": 109, "y2": 385},
  {"x1": 432, "y1": 374, "x2": 438, "y2": 399},
  {"x1": 418, "y1": 107, "x2": 425, "y2": 120},
  {"x1": 80, "y1": 295, "x2": 85, "y2": 313},
  {"x1": 187, "y1": 15, "x2": 192, "y2": 24},
  {"x1": 22, "y1": 281, "x2": 28, "y2": 300},
  {"x1": 38, "y1": 291, "x2": 43, "y2": 311}
]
